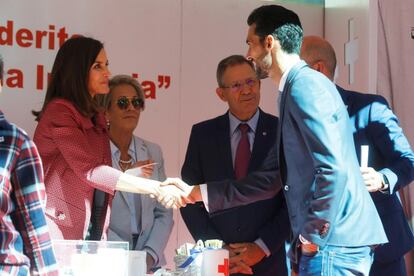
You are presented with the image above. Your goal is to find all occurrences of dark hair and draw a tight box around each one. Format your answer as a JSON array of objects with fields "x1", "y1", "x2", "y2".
[
  {"x1": 33, "y1": 36, "x2": 104, "y2": 120},
  {"x1": 247, "y1": 5, "x2": 303, "y2": 54},
  {"x1": 97, "y1": 74, "x2": 145, "y2": 111},
  {"x1": 216, "y1": 55, "x2": 256, "y2": 87},
  {"x1": 0, "y1": 54, "x2": 4, "y2": 81}
]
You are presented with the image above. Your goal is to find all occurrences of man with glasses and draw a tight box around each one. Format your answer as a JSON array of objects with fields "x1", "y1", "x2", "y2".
[{"x1": 180, "y1": 55, "x2": 290, "y2": 275}]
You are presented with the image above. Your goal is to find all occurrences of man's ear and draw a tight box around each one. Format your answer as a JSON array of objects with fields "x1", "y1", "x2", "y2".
[
  {"x1": 314, "y1": 61, "x2": 325, "y2": 74},
  {"x1": 216, "y1": 87, "x2": 227, "y2": 102},
  {"x1": 265, "y1": 35, "x2": 275, "y2": 50}
]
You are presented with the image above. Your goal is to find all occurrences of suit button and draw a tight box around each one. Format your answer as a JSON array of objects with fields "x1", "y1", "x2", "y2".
[
  {"x1": 57, "y1": 212, "x2": 66, "y2": 220},
  {"x1": 284, "y1": 185, "x2": 290, "y2": 191},
  {"x1": 237, "y1": 227, "x2": 241, "y2": 232}
]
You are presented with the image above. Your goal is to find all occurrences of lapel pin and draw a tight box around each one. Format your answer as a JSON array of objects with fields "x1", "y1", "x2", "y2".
[
  {"x1": 0, "y1": 136, "x2": 4, "y2": 142},
  {"x1": 262, "y1": 132, "x2": 267, "y2": 136}
]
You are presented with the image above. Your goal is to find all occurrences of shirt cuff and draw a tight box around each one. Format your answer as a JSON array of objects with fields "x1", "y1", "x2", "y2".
[
  {"x1": 254, "y1": 238, "x2": 271, "y2": 257},
  {"x1": 379, "y1": 174, "x2": 390, "y2": 194},
  {"x1": 200, "y1": 183, "x2": 209, "y2": 212}
]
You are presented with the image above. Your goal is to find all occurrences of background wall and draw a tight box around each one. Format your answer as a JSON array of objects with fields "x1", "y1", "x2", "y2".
[{"x1": 324, "y1": 0, "x2": 373, "y2": 92}]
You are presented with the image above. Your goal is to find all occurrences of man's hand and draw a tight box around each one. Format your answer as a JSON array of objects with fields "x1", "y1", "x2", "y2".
[
  {"x1": 229, "y1": 260, "x2": 253, "y2": 275},
  {"x1": 155, "y1": 178, "x2": 200, "y2": 208},
  {"x1": 156, "y1": 184, "x2": 187, "y2": 209},
  {"x1": 360, "y1": 167, "x2": 386, "y2": 192},
  {"x1": 225, "y1": 242, "x2": 266, "y2": 274}
]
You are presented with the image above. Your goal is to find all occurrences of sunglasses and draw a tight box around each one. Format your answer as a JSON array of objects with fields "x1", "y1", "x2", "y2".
[{"x1": 116, "y1": 96, "x2": 144, "y2": 110}]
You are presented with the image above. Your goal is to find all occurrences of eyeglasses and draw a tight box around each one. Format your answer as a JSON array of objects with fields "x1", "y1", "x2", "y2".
[
  {"x1": 221, "y1": 78, "x2": 258, "y2": 93},
  {"x1": 116, "y1": 96, "x2": 144, "y2": 110}
]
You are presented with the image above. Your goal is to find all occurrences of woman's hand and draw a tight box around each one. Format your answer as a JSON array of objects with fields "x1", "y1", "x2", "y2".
[{"x1": 133, "y1": 159, "x2": 156, "y2": 178}]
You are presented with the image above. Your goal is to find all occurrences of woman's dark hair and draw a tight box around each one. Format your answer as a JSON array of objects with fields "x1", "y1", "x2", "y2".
[{"x1": 33, "y1": 36, "x2": 104, "y2": 120}]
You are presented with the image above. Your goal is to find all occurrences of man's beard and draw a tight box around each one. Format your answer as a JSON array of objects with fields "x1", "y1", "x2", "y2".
[
  {"x1": 255, "y1": 65, "x2": 269, "y2": 79},
  {"x1": 254, "y1": 52, "x2": 272, "y2": 79}
]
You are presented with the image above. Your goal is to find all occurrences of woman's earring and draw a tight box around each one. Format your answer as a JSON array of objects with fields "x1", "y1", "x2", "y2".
[{"x1": 106, "y1": 120, "x2": 110, "y2": 128}]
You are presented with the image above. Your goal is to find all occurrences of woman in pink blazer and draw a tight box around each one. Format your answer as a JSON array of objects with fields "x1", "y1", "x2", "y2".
[{"x1": 33, "y1": 36, "x2": 168, "y2": 240}]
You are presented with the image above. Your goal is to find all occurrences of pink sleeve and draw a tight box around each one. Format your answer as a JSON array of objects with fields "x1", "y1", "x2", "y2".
[{"x1": 47, "y1": 101, "x2": 121, "y2": 194}]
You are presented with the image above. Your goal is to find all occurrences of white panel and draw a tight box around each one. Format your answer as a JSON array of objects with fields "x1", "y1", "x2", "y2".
[{"x1": 324, "y1": 0, "x2": 371, "y2": 92}]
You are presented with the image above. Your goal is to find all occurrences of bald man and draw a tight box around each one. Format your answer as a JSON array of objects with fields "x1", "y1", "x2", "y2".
[{"x1": 301, "y1": 35, "x2": 414, "y2": 276}]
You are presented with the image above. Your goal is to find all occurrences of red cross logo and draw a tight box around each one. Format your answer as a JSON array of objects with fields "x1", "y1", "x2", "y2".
[{"x1": 217, "y1": 258, "x2": 229, "y2": 276}]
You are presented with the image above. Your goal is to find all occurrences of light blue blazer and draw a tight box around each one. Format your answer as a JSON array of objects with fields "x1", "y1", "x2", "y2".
[
  {"x1": 108, "y1": 136, "x2": 173, "y2": 267},
  {"x1": 278, "y1": 61, "x2": 387, "y2": 251}
]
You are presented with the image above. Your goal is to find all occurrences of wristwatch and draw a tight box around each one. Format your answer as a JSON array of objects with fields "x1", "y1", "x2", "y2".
[{"x1": 380, "y1": 174, "x2": 390, "y2": 193}]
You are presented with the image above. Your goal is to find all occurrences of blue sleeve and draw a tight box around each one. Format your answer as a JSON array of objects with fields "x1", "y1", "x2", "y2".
[{"x1": 368, "y1": 96, "x2": 414, "y2": 193}]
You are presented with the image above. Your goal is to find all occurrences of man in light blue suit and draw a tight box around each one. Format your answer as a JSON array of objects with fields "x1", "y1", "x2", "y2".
[
  {"x1": 244, "y1": 5, "x2": 388, "y2": 275},
  {"x1": 301, "y1": 35, "x2": 414, "y2": 276},
  {"x1": 160, "y1": 5, "x2": 387, "y2": 274}
]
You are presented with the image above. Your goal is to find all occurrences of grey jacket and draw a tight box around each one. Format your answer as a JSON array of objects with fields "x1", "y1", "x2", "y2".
[{"x1": 108, "y1": 136, "x2": 173, "y2": 267}]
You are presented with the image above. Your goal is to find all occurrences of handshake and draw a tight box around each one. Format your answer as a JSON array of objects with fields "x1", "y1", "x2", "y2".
[{"x1": 152, "y1": 178, "x2": 202, "y2": 209}]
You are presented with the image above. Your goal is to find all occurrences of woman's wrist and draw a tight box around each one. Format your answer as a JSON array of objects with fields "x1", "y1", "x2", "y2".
[{"x1": 116, "y1": 173, "x2": 160, "y2": 195}]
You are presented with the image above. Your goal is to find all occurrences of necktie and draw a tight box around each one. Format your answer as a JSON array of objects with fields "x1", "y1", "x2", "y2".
[{"x1": 234, "y1": 123, "x2": 251, "y2": 180}]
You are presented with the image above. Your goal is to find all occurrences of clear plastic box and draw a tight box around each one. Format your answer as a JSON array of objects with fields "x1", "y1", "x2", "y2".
[{"x1": 53, "y1": 240, "x2": 129, "y2": 276}]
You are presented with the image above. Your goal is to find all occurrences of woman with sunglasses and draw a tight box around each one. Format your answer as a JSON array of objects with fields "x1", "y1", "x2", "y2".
[
  {"x1": 98, "y1": 75, "x2": 173, "y2": 273},
  {"x1": 33, "y1": 36, "x2": 172, "y2": 241}
]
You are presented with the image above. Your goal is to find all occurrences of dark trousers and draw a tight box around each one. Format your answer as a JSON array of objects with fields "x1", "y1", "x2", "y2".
[{"x1": 369, "y1": 257, "x2": 407, "y2": 276}]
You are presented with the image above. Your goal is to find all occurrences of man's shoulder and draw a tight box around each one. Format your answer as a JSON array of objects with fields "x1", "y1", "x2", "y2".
[
  {"x1": 259, "y1": 109, "x2": 278, "y2": 123},
  {"x1": 338, "y1": 86, "x2": 388, "y2": 106},
  {"x1": 192, "y1": 114, "x2": 227, "y2": 131},
  {"x1": 290, "y1": 64, "x2": 334, "y2": 93},
  {"x1": 292, "y1": 61, "x2": 322, "y2": 79},
  {"x1": 0, "y1": 117, "x2": 31, "y2": 144}
]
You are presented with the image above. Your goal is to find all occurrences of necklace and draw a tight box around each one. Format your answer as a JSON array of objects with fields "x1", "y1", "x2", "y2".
[
  {"x1": 119, "y1": 159, "x2": 133, "y2": 172},
  {"x1": 119, "y1": 158, "x2": 133, "y2": 164},
  {"x1": 117, "y1": 138, "x2": 139, "y2": 172},
  {"x1": 119, "y1": 155, "x2": 133, "y2": 172}
]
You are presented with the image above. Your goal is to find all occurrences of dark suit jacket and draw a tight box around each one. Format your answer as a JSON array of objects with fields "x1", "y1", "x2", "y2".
[
  {"x1": 338, "y1": 86, "x2": 414, "y2": 264},
  {"x1": 277, "y1": 61, "x2": 387, "y2": 257},
  {"x1": 180, "y1": 110, "x2": 289, "y2": 276}
]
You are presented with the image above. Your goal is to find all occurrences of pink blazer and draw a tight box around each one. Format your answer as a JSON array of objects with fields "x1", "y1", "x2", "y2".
[{"x1": 34, "y1": 99, "x2": 121, "y2": 240}]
